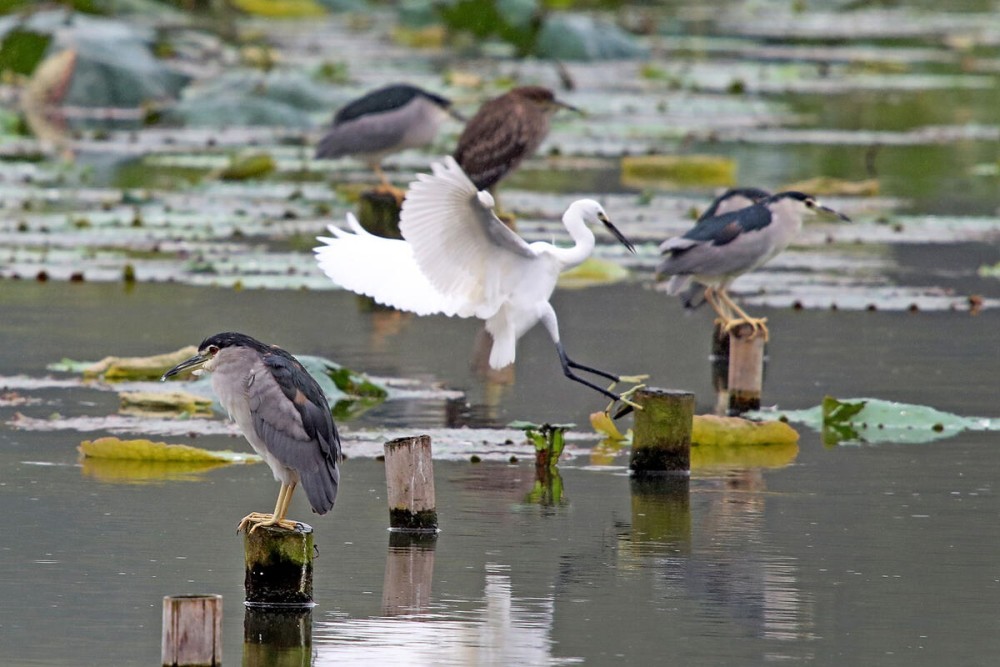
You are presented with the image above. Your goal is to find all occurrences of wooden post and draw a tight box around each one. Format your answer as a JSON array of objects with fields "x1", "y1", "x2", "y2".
[
  {"x1": 382, "y1": 531, "x2": 438, "y2": 616},
  {"x1": 727, "y1": 323, "x2": 765, "y2": 414},
  {"x1": 161, "y1": 594, "x2": 222, "y2": 667},
  {"x1": 243, "y1": 524, "x2": 314, "y2": 607},
  {"x1": 629, "y1": 388, "x2": 694, "y2": 475},
  {"x1": 384, "y1": 435, "x2": 438, "y2": 532},
  {"x1": 243, "y1": 607, "x2": 312, "y2": 667},
  {"x1": 357, "y1": 190, "x2": 403, "y2": 239}
]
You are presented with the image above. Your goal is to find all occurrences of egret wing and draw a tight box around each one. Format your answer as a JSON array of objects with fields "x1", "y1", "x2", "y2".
[
  {"x1": 315, "y1": 214, "x2": 468, "y2": 316},
  {"x1": 399, "y1": 156, "x2": 537, "y2": 318}
]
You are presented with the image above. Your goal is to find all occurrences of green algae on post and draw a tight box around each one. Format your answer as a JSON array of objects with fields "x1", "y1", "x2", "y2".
[
  {"x1": 630, "y1": 388, "x2": 694, "y2": 474},
  {"x1": 243, "y1": 523, "x2": 315, "y2": 607}
]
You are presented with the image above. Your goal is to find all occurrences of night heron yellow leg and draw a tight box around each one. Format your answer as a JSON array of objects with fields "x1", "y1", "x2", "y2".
[
  {"x1": 239, "y1": 482, "x2": 300, "y2": 533},
  {"x1": 717, "y1": 290, "x2": 769, "y2": 341},
  {"x1": 704, "y1": 287, "x2": 737, "y2": 330},
  {"x1": 372, "y1": 164, "x2": 406, "y2": 203}
]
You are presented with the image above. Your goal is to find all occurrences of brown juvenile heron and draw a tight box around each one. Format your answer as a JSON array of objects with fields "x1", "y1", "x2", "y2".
[
  {"x1": 657, "y1": 192, "x2": 850, "y2": 340},
  {"x1": 316, "y1": 83, "x2": 460, "y2": 195},
  {"x1": 162, "y1": 332, "x2": 341, "y2": 533},
  {"x1": 453, "y1": 86, "x2": 579, "y2": 192}
]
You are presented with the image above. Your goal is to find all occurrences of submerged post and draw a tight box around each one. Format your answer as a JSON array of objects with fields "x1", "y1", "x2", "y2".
[
  {"x1": 161, "y1": 594, "x2": 222, "y2": 667},
  {"x1": 384, "y1": 435, "x2": 438, "y2": 532},
  {"x1": 243, "y1": 524, "x2": 314, "y2": 607},
  {"x1": 357, "y1": 190, "x2": 403, "y2": 239},
  {"x1": 629, "y1": 388, "x2": 694, "y2": 475},
  {"x1": 727, "y1": 323, "x2": 765, "y2": 414}
]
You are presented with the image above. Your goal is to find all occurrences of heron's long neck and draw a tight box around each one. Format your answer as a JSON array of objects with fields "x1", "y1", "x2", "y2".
[{"x1": 552, "y1": 215, "x2": 595, "y2": 270}]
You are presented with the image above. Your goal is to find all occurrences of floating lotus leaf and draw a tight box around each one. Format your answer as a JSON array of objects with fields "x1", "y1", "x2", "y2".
[
  {"x1": 758, "y1": 397, "x2": 1000, "y2": 445},
  {"x1": 78, "y1": 436, "x2": 260, "y2": 463}
]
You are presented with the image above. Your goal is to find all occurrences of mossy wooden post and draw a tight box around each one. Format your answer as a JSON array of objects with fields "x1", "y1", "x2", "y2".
[
  {"x1": 161, "y1": 594, "x2": 222, "y2": 667},
  {"x1": 384, "y1": 435, "x2": 438, "y2": 532},
  {"x1": 243, "y1": 524, "x2": 314, "y2": 607},
  {"x1": 357, "y1": 190, "x2": 403, "y2": 239},
  {"x1": 629, "y1": 388, "x2": 694, "y2": 474},
  {"x1": 243, "y1": 606, "x2": 312, "y2": 667},
  {"x1": 728, "y1": 323, "x2": 765, "y2": 414},
  {"x1": 382, "y1": 531, "x2": 438, "y2": 616}
]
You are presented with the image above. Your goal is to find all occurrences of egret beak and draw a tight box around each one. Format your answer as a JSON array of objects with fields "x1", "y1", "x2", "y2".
[
  {"x1": 601, "y1": 214, "x2": 636, "y2": 254},
  {"x1": 161, "y1": 353, "x2": 210, "y2": 381}
]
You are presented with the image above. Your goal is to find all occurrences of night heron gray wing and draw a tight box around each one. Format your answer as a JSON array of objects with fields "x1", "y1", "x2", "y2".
[{"x1": 251, "y1": 349, "x2": 341, "y2": 515}]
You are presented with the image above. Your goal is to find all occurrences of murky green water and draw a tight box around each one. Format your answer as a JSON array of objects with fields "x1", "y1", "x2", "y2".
[{"x1": 1, "y1": 282, "x2": 998, "y2": 665}]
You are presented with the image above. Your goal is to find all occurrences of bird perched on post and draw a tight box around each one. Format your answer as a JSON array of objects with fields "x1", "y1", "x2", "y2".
[
  {"x1": 657, "y1": 191, "x2": 850, "y2": 340},
  {"x1": 315, "y1": 156, "x2": 645, "y2": 407},
  {"x1": 162, "y1": 332, "x2": 341, "y2": 533},
  {"x1": 453, "y1": 86, "x2": 579, "y2": 192},
  {"x1": 676, "y1": 187, "x2": 771, "y2": 310},
  {"x1": 315, "y1": 83, "x2": 460, "y2": 196}
]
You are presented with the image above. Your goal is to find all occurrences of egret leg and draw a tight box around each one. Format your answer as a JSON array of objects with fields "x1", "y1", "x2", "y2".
[
  {"x1": 717, "y1": 290, "x2": 769, "y2": 341},
  {"x1": 556, "y1": 343, "x2": 643, "y2": 411}
]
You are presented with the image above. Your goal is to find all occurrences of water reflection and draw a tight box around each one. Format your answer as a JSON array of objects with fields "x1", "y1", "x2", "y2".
[
  {"x1": 315, "y1": 563, "x2": 574, "y2": 666},
  {"x1": 382, "y1": 532, "x2": 437, "y2": 616},
  {"x1": 629, "y1": 471, "x2": 814, "y2": 650},
  {"x1": 243, "y1": 607, "x2": 313, "y2": 667}
]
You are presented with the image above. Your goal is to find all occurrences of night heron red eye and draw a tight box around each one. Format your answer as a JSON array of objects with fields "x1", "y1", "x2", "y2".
[{"x1": 207, "y1": 345, "x2": 219, "y2": 355}]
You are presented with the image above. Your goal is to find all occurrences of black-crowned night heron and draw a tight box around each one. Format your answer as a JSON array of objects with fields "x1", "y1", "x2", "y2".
[
  {"x1": 677, "y1": 187, "x2": 772, "y2": 310},
  {"x1": 453, "y1": 86, "x2": 579, "y2": 192},
  {"x1": 314, "y1": 156, "x2": 645, "y2": 407},
  {"x1": 316, "y1": 83, "x2": 459, "y2": 194},
  {"x1": 657, "y1": 191, "x2": 850, "y2": 340},
  {"x1": 162, "y1": 332, "x2": 341, "y2": 533}
]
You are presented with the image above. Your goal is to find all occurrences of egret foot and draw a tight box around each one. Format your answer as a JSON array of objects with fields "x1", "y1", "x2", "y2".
[
  {"x1": 238, "y1": 512, "x2": 299, "y2": 534},
  {"x1": 605, "y1": 382, "x2": 646, "y2": 416}
]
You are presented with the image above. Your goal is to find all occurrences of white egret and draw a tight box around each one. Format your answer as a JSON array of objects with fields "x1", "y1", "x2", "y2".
[{"x1": 315, "y1": 156, "x2": 642, "y2": 404}]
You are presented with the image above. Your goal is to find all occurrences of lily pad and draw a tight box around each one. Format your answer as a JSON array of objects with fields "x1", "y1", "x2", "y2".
[
  {"x1": 78, "y1": 436, "x2": 259, "y2": 463},
  {"x1": 50, "y1": 346, "x2": 198, "y2": 381},
  {"x1": 118, "y1": 389, "x2": 214, "y2": 416},
  {"x1": 535, "y1": 13, "x2": 647, "y2": 61},
  {"x1": 692, "y1": 415, "x2": 799, "y2": 447},
  {"x1": 620, "y1": 154, "x2": 736, "y2": 188},
  {"x1": 757, "y1": 397, "x2": 1000, "y2": 445}
]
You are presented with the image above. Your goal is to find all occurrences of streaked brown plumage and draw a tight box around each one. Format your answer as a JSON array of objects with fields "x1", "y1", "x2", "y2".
[{"x1": 453, "y1": 86, "x2": 578, "y2": 191}]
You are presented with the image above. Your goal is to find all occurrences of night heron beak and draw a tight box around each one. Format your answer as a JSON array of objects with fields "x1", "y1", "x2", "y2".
[
  {"x1": 816, "y1": 204, "x2": 852, "y2": 223},
  {"x1": 161, "y1": 352, "x2": 210, "y2": 381},
  {"x1": 447, "y1": 107, "x2": 467, "y2": 122},
  {"x1": 556, "y1": 99, "x2": 583, "y2": 114},
  {"x1": 601, "y1": 213, "x2": 636, "y2": 254}
]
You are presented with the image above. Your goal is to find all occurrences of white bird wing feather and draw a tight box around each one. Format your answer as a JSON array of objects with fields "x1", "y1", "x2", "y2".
[
  {"x1": 314, "y1": 214, "x2": 466, "y2": 316},
  {"x1": 399, "y1": 156, "x2": 538, "y2": 319}
]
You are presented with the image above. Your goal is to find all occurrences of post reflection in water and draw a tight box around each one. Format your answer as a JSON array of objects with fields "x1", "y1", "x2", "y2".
[
  {"x1": 314, "y1": 562, "x2": 568, "y2": 665},
  {"x1": 243, "y1": 606, "x2": 313, "y2": 667},
  {"x1": 630, "y1": 469, "x2": 814, "y2": 653},
  {"x1": 382, "y1": 532, "x2": 438, "y2": 616}
]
